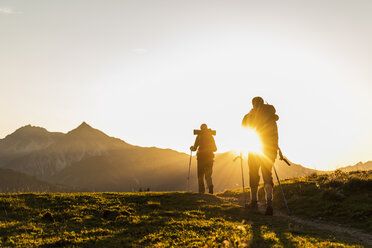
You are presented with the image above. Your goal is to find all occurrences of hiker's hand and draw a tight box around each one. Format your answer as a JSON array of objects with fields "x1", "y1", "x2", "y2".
[{"x1": 190, "y1": 146, "x2": 194, "y2": 151}]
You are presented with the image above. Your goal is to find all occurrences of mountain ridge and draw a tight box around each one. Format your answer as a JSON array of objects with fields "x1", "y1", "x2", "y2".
[
  {"x1": 338, "y1": 161, "x2": 372, "y2": 172},
  {"x1": 1, "y1": 122, "x2": 133, "y2": 178},
  {"x1": 0, "y1": 123, "x2": 369, "y2": 192},
  {"x1": 0, "y1": 124, "x2": 63, "y2": 155}
]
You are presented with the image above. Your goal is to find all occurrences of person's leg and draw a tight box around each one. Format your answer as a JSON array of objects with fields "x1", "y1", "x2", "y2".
[
  {"x1": 197, "y1": 160, "x2": 205, "y2": 193},
  {"x1": 264, "y1": 183, "x2": 273, "y2": 215},
  {"x1": 204, "y1": 162, "x2": 213, "y2": 194},
  {"x1": 261, "y1": 153, "x2": 275, "y2": 215},
  {"x1": 247, "y1": 153, "x2": 260, "y2": 207}
]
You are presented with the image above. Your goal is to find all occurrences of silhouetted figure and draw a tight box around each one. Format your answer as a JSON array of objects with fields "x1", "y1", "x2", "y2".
[
  {"x1": 190, "y1": 124, "x2": 217, "y2": 194},
  {"x1": 242, "y1": 96, "x2": 279, "y2": 215}
]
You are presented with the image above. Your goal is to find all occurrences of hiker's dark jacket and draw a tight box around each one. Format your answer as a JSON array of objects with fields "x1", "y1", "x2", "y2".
[
  {"x1": 242, "y1": 104, "x2": 279, "y2": 159},
  {"x1": 192, "y1": 131, "x2": 217, "y2": 162}
]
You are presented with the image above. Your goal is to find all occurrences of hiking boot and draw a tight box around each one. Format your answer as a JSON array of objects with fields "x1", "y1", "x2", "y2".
[
  {"x1": 208, "y1": 185, "x2": 214, "y2": 194},
  {"x1": 245, "y1": 201, "x2": 258, "y2": 210},
  {"x1": 265, "y1": 205, "x2": 273, "y2": 216},
  {"x1": 198, "y1": 184, "x2": 205, "y2": 194}
]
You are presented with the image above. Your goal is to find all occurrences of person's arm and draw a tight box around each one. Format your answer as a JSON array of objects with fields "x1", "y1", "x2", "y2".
[{"x1": 190, "y1": 135, "x2": 200, "y2": 151}]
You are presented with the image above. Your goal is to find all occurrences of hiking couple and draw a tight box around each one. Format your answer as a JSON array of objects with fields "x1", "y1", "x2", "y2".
[{"x1": 191, "y1": 96, "x2": 280, "y2": 216}]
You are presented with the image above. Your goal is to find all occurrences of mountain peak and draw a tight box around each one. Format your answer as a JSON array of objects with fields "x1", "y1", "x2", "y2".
[
  {"x1": 0, "y1": 125, "x2": 63, "y2": 154},
  {"x1": 76, "y1": 122, "x2": 92, "y2": 129},
  {"x1": 8, "y1": 125, "x2": 50, "y2": 138},
  {"x1": 67, "y1": 122, "x2": 107, "y2": 139}
]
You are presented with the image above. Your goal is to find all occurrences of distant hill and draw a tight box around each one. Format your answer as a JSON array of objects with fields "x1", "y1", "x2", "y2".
[
  {"x1": 0, "y1": 122, "x2": 331, "y2": 192},
  {"x1": 338, "y1": 161, "x2": 372, "y2": 172},
  {"x1": 0, "y1": 168, "x2": 70, "y2": 193},
  {"x1": 51, "y1": 147, "x2": 189, "y2": 192}
]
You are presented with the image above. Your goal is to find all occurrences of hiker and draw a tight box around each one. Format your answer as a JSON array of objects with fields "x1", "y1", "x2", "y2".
[
  {"x1": 190, "y1": 124, "x2": 217, "y2": 194},
  {"x1": 242, "y1": 96, "x2": 279, "y2": 215}
]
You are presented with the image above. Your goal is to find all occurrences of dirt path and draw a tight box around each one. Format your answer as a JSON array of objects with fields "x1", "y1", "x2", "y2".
[
  {"x1": 274, "y1": 210, "x2": 372, "y2": 246},
  {"x1": 220, "y1": 196, "x2": 372, "y2": 246}
]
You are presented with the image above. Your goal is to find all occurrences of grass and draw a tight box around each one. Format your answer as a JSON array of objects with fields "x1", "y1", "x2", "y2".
[
  {"x1": 0, "y1": 191, "x2": 368, "y2": 247},
  {"x1": 218, "y1": 170, "x2": 372, "y2": 233}
]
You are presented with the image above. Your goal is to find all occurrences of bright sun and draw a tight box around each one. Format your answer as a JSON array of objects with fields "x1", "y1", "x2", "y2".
[{"x1": 233, "y1": 128, "x2": 263, "y2": 157}]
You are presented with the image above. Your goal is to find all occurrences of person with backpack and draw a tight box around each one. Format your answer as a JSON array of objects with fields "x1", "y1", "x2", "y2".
[
  {"x1": 190, "y1": 124, "x2": 217, "y2": 194},
  {"x1": 242, "y1": 96, "x2": 279, "y2": 215}
]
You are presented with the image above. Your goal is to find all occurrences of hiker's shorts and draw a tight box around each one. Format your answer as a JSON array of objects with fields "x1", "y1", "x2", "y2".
[{"x1": 248, "y1": 152, "x2": 274, "y2": 188}]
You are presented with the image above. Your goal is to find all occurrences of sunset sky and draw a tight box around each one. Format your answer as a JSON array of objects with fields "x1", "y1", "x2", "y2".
[{"x1": 0, "y1": 0, "x2": 371, "y2": 170}]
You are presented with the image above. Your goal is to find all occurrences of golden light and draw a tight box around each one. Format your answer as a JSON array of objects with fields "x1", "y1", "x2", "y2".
[{"x1": 233, "y1": 128, "x2": 263, "y2": 158}]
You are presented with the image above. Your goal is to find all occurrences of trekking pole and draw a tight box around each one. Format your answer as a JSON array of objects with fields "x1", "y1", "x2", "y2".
[
  {"x1": 239, "y1": 153, "x2": 246, "y2": 205},
  {"x1": 233, "y1": 152, "x2": 246, "y2": 206},
  {"x1": 187, "y1": 150, "x2": 193, "y2": 192},
  {"x1": 273, "y1": 165, "x2": 291, "y2": 215}
]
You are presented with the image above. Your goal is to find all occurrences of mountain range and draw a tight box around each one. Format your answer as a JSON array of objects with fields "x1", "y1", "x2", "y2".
[{"x1": 0, "y1": 122, "x2": 370, "y2": 193}]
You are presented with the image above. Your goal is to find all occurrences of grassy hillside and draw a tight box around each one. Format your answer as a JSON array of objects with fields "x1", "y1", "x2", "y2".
[
  {"x1": 0, "y1": 192, "x2": 367, "y2": 247},
  {"x1": 219, "y1": 170, "x2": 372, "y2": 233}
]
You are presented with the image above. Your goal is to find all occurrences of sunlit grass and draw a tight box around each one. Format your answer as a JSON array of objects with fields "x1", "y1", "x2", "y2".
[
  {"x1": 218, "y1": 170, "x2": 372, "y2": 233},
  {"x1": 0, "y1": 191, "x2": 365, "y2": 247}
]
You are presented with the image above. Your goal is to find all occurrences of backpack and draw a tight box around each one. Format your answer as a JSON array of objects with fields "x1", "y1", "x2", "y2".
[
  {"x1": 195, "y1": 132, "x2": 217, "y2": 162},
  {"x1": 243, "y1": 104, "x2": 278, "y2": 128}
]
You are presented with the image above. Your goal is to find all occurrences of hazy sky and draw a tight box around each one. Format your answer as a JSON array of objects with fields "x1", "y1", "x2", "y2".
[{"x1": 0, "y1": 0, "x2": 371, "y2": 170}]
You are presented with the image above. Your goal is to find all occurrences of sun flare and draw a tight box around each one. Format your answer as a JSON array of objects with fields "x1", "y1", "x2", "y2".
[{"x1": 233, "y1": 128, "x2": 263, "y2": 157}]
